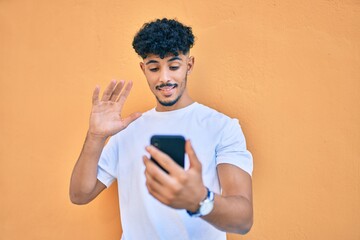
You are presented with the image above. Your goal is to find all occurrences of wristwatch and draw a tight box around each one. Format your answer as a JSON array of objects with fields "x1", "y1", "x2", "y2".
[{"x1": 187, "y1": 187, "x2": 214, "y2": 217}]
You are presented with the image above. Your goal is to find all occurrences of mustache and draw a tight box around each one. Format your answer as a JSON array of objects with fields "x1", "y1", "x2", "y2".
[{"x1": 155, "y1": 82, "x2": 178, "y2": 90}]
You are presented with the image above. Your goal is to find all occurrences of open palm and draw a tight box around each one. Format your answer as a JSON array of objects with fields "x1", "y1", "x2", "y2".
[{"x1": 89, "y1": 80, "x2": 141, "y2": 138}]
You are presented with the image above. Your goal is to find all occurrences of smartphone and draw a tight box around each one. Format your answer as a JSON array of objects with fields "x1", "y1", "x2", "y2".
[{"x1": 150, "y1": 135, "x2": 185, "y2": 173}]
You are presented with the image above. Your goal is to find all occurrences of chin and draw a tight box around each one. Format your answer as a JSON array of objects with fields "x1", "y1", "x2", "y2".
[
  {"x1": 157, "y1": 95, "x2": 181, "y2": 107},
  {"x1": 158, "y1": 99, "x2": 178, "y2": 107}
]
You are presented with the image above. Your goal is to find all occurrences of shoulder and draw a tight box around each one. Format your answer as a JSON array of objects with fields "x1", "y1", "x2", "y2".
[{"x1": 193, "y1": 103, "x2": 239, "y2": 128}]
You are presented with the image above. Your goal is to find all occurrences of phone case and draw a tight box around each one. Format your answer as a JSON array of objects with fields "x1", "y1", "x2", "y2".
[{"x1": 150, "y1": 135, "x2": 185, "y2": 173}]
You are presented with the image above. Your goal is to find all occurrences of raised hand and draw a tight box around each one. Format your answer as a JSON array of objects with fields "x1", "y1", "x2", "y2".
[{"x1": 89, "y1": 80, "x2": 141, "y2": 139}]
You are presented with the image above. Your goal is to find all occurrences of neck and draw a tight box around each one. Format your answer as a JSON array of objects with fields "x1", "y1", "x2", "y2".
[{"x1": 155, "y1": 91, "x2": 194, "y2": 112}]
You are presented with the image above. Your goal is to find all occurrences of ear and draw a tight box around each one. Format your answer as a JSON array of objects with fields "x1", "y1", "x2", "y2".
[
  {"x1": 140, "y1": 62, "x2": 145, "y2": 74},
  {"x1": 187, "y1": 56, "x2": 195, "y2": 74}
]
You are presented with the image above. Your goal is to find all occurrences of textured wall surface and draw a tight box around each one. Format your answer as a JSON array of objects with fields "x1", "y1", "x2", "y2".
[{"x1": 1, "y1": 1, "x2": 359, "y2": 239}]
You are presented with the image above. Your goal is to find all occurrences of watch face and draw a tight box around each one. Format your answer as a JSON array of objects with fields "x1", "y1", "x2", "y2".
[{"x1": 200, "y1": 201, "x2": 214, "y2": 216}]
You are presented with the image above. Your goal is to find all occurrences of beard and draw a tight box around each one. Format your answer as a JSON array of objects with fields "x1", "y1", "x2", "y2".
[
  {"x1": 156, "y1": 94, "x2": 182, "y2": 106},
  {"x1": 156, "y1": 74, "x2": 187, "y2": 107}
]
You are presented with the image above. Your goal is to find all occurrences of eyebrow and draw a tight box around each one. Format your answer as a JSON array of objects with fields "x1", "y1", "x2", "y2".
[
  {"x1": 168, "y1": 56, "x2": 182, "y2": 62},
  {"x1": 145, "y1": 60, "x2": 159, "y2": 65},
  {"x1": 145, "y1": 56, "x2": 183, "y2": 65}
]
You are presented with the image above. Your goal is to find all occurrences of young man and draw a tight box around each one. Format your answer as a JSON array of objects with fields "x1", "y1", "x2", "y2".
[{"x1": 70, "y1": 18, "x2": 253, "y2": 240}]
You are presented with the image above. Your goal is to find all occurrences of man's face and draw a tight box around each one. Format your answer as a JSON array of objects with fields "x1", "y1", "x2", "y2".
[{"x1": 140, "y1": 53, "x2": 194, "y2": 109}]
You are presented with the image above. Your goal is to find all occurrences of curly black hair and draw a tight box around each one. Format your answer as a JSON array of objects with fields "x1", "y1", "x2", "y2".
[{"x1": 132, "y1": 18, "x2": 195, "y2": 59}]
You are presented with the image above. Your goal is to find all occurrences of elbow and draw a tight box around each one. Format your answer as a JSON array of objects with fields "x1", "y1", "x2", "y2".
[
  {"x1": 217, "y1": 217, "x2": 253, "y2": 235},
  {"x1": 237, "y1": 217, "x2": 253, "y2": 235},
  {"x1": 70, "y1": 196, "x2": 87, "y2": 205},
  {"x1": 70, "y1": 195, "x2": 90, "y2": 205},
  {"x1": 238, "y1": 225, "x2": 252, "y2": 235},
  {"x1": 69, "y1": 194, "x2": 87, "y2": 205},
  {"x1": 69, "y1": 191, "x2": 91, "y2": 205},
  {"x1": 224, "y1": 215, "x2": 253, "y2": 235}
]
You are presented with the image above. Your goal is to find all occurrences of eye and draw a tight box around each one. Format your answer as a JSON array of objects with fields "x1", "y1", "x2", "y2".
[
  {"x1": 169, "y1": 66, "x2": 180, "y2": 71},
  {"x1": 149, "y1": 68, "x2": 159, "y2": 72}
]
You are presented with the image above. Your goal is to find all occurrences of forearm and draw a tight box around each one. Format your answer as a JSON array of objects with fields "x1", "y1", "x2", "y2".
[
  {"x1": 202, "y1": 194, "x2": 253, "y2": 234},
  {"x1": 69, "y1": 132, "x2": 107, "y2": 203}
]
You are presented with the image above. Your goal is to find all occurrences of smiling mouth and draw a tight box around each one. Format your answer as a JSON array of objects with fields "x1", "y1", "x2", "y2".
[{"x1": 156, "y1": 83, "x2": 178, "y2": 91}]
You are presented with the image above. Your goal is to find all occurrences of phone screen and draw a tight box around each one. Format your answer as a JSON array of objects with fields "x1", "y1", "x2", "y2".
[{"x1": 150, "y1": 135, "x2": 185, "y2": 173}]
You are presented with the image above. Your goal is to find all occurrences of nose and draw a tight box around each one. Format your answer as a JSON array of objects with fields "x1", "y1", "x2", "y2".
[{"x1": 159, "y1": 68, "x2": 171, "y2": 83}]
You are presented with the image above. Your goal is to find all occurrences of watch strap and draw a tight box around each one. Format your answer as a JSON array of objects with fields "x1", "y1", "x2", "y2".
[{"x1": 187, "y1": 187, "x2": 214, "y2": 217}]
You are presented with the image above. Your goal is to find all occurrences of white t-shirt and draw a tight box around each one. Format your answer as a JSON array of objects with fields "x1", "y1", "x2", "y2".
[{"x1": 97, "y1": 102, "x2": 253, "y2": 240}]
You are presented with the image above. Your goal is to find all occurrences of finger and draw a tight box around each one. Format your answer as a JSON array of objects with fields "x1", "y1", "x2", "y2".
[
  {"x1": 92, "y1": 85, "x2": 100, "y2": 105},
  {"x1": 185, "y1": 140, "x2": 202, "y2": 172},
  {"x1": 117, "y1": 81, "x2": 133, "y2": 109},
  {"x1": 144, "y1": 169, "x2": 170, "y2": 205},
  {"x1": 144, "y1": 163, "x2": 167, "y2": 195},
  {"x1": 144, "y1": 158, "x2": 162, "y2": 185},
  {"x1": 144, "y1": 156, "x2": 184, "y2": 207},
  {"x1": 143, "y1": 155, "x2": 173, "y2": 184},
  {"x1": 121, "y1": 112, "x2": 142, "y2": 128},
  {"x1": 146, "y1": 145, "x2": 183, "y2": 176},
  {"x1": 145, "y1": 171, "x2": 163, "y2": 193},
  {"x1": 101, "y1": 80, "x2": 117, "y2": 101},
  {"x1": 110, "y1": 80, "x2": 125, "y2": 102},
  {"x1": 147, "y1": 188, "x2": 169, "y2": 205}
]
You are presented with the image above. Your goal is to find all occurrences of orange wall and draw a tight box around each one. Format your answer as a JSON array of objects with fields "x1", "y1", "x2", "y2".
[{"x1": 1, "y1": 1, "x2": 359, "y2": 239}]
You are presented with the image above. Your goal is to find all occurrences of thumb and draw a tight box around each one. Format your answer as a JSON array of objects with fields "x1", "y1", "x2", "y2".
[
  {"x1": 186, "y1": 140, "x2": 202, "y2": 172},
  {"x1": 122, "y1": 112, "x2": 142, "y2": 128}
]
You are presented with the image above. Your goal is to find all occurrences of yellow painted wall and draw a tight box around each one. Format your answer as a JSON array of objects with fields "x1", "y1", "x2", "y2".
[{"x1": 1, "y1": 1, "x2": 359, "y2": 239}]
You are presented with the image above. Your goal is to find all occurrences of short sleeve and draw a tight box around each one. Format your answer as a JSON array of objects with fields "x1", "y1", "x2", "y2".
[
  {"x1": 97, "y1": 135, "x2": 119, "y2": 187},
  {"x1": 215, "y1": 119, "x2": 253, "y2": 176}
]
